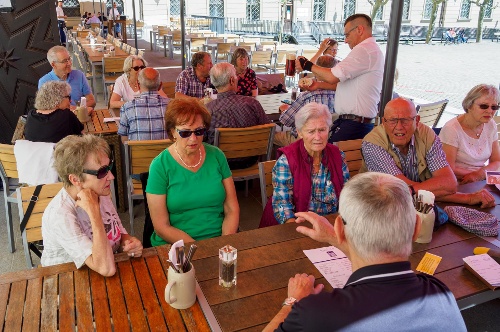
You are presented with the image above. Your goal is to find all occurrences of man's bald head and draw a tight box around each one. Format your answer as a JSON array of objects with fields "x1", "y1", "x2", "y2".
[
  {"x1": 139, "y1": 67, "x2": 161, "y2": 91},
  {"x1": 384, "y1": 97, "x2": 417, "y2": 119}
]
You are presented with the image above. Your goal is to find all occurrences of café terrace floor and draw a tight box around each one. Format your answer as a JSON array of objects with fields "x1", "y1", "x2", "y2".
[{"x1": 1, "y1": 34, "x2": 500, "y2": 330}]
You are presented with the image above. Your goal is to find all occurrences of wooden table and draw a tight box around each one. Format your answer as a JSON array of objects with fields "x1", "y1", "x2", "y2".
[
  {"x1": 83, "y1": 109, "x2": 125, "y2": 211},
  {"x1": 0, "y1": 247, "x2": 211, "y2": 331},
  {"x1": 190, "y1": 215, "x2": 500, "y2": 331}
]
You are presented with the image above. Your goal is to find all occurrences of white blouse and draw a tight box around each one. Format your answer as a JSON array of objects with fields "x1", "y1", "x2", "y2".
[{"x1": 113, "y1": 73, "x2": 140, "y2": 103}]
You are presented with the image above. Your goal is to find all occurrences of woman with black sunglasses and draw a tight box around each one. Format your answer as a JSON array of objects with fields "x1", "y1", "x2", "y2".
[
  {"x1": 146, "y1": 98, "x2": 239, "y2": 246},
  {"x1": 25, "y1": 81, "x2": 84, "y2": 143},
  {"x1": 439, "y1": 84, "x2": 500, "y2": 184},
  {"x1": 40, "y1": 135, "x2": 143, "y2": 276}
]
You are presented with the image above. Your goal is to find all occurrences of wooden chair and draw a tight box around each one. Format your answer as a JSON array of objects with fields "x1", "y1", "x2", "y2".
[
  {"x1": 129, "y1": 46, "x2": 138, "y2": 55},
  {"x1": 258, "y1": 160, "x2": 277, "y2": 209},
  {"x1": 124, "y1": 139, "x2": 173, "y2": 233},
  {"x1": 75, "y1": 45, "x2": 97, "y2": 96},
  {"x1": 301, "y1": 49, "x2": 319, "y2": 59},
  {"x1": 16, "y1": 183, "x2": 63, "y2": 268},
  {"x1": 214, "y1": 123, "x2": 276, "y2": 196},
  {"x1": 102, "y1": 57, "x2": 125, "y2": 102},
  {"x1": 336, "y1": 138, "x2": 363, "y2": 178},
  {"x1": 416, "y1": 99, "x2": 449, "y2": 128},
  {"x1": 250, "y1": 50, "x2": 274, "y2": 73},
  {"x1": 0, "y1": 143, "x2": 18, "y2": 253},
  {"x1": 161, "y1": 81, "x2": 176, "y2": 98},
  {"x1": 260, "y1": 41, "x2": 277, "y2": 51},
  {"x1": 216, "y1": 42, "x2": 236, "y2": 62},
  {"x1": 238, "y1": 42, "x2": 256, "y2": 51},
  {"x1": 90, "y1": 23, "x2": 101, "y2": 30},
  {"x1": 190, "y1": 37, "x2": 207, "y2": 53}
]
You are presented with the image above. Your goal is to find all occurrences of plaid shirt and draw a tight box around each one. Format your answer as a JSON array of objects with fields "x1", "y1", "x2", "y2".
[
  {"x1": 362, "y1": 136, "x2": 449, "y2": 182},
  {"x1": 175, "y1": 66, "x2": 212, "y2": 98},
  {"x1": 118, "y1": 91, "x2": 170, "y2": 140},
  {"x1": 205, "y1": 91, "x2": 270, "y2": 144},
  {"x1": 272, "y1": 152, "x2": 350, "y2": 224},
  {"x1": 279, "y1": 89, "x2": 336, "y2": 137}
]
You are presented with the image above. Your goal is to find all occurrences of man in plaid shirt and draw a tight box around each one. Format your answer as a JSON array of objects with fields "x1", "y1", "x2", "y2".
[
  {"x1": 274, "y1": 55, "x2": 336, "y2": 147},
  {"x1": 175, "y1": 52, "x2": 214, "y2": 99},
  {"x1": 118, "y1": 68, "x2": 170, "y2": 142}
]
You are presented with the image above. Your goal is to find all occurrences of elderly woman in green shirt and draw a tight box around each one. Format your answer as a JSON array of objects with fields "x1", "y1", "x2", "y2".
[{"x1": 146, "y1": 98, "x2": 239, "y2": 245}]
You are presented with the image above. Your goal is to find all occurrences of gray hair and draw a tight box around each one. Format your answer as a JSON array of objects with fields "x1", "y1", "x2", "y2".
[
  {"x1": 295, "y1": 102, "x2": 333, "y2": 132},
  {"x1": 35, "y1": 81, "x2": 71, "y2": 110},
  {"x1": 47, "y1": 45, "x2": 69, "y2": 64},
  {"x1": 191, "y1": 51, "x2": 210, "y2": 68},
  {"x1": 316, "y1": 55, "x2": 336, "y2": 69},
  {"x1": 462, "y1": 84, "x2": 500, "y2": 113},
  {"x1": 339, "y1": 172, "x2": 415, "y2": 261},
  {"x1": 138, "y1": 67, "x2": 161, "y2": 91},
  {"x1": 123, "y1": 55, "x2": 148, "y2": 76},
  {"x1": 209, "y1": 63, "x2": 236, "y2": 89},
  {"x1": 230, "y1": 48, "x2": 249, "y2": 67},
  {"x1": 53, "y1": 135, "x2": 110, "y2": 187}
]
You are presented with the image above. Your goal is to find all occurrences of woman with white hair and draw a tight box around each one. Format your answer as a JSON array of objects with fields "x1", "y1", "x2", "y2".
[
  {"x1": 260, "y1": 102, "x2": 350, "y2": 226},
  {"x1": 25, "y1": 81, "x2": 83, "y2": 143},
  {"x1": 439, "y1": 84, "x2": 500, "y2": 184}
]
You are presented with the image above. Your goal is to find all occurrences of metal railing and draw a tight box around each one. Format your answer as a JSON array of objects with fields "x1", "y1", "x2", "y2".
[{"x1": 224, "y1": 17, "x2": 280, "y2": 36}]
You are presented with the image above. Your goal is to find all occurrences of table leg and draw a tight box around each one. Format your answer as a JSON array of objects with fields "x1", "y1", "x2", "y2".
[
  {"x1": 168, "y1": 37, "x2": 173, "y2": 60},
  {"x1": 150, "y1": 30, "x2": 153, "y2": 50},
  {"x1": 164, "y1": 35, "x2": 167, "y2": 58},
  {"x1": 91, "y1": 62, "x2": 98, "y2": 100}
]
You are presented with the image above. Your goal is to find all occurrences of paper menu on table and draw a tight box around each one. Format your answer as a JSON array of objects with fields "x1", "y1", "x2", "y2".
[
  {"x1": 463, "y1": 254, "x2": 500, "y2": 289},
  {"x1": 303, "y1": 246, "x2": 352, "y2": 288}
]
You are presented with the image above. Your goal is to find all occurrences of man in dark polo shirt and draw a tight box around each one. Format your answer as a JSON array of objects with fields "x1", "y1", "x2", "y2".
[{"x1": 263, "y1": 172, "x2": 466, "y2": 332}]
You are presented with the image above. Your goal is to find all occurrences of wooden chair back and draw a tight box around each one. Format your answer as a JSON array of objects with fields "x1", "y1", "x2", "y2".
[
  {"x1": 336, "y1": 138, "x2": 363, "y2": 178},
  {"x1": 217, "y1": 42, "x2": 236, "y2": 62},
  {"x1": 275, "y1": 50, "x2": 298, "y2": 71},
  {"x1": 103, "y1": 57, "x2": 125, "y2": 74},
  {"x1": 158, "y1": 26, "x2": 171, "y2": 36},
  {"x1": 90, "y1": 23, "x2": 101, "y2": 30},
  {"x1": 0, "y1": 143, "x2": 18, "y2": 180},
  {"x1": 16, "y1": 182, "x2": 63, "y2": 268},
  {"x1": 161, "y1": 81, "x2": 176, "y2": 98},
  {"x1": 207, "y1": 37, "x2": 224, "y2": 44},
  {"x1": 124, "y1": 139, "x2": 173, "y2": 228},
  {"x1": 416, "y1": 99, "x2": 449, "y2": 128},
  {"x1": 238, "y1": 42, "x2": 256, "y2": 51},
  {"x1": 190, "y1": 37, "x2": 207, "y2": 52},
  {"x1": 258, "y1": 160, "x2": 276, "y2": 208},
  {"x1": 250, "y1": 50, "x2": 274, "y2": 73}
]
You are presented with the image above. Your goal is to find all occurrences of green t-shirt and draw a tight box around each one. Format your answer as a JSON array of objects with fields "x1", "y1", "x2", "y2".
[{"x1": 146, "y1": 143, "x2": 232, "y2": 246}]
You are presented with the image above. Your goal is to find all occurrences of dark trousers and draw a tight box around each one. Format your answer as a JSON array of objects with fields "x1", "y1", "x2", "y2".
[
  {"x1": 329, "y1": 118, "x2": 374, "y2": 143},
  {"x1": 58, "y1": 21, "x2": 66, "y2": 45}
]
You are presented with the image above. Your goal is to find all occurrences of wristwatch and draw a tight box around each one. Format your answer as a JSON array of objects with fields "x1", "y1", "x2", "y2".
[{"x1": 282, "y1": 297, "x2": 297, "y2": 307}]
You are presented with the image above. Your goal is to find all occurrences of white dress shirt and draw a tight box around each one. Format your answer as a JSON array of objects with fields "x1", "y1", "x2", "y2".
[
  {"x1": 108, "y1": 8, "x2": 120, "y2": 20},
  {"x1": 330, "y1": 37, "x2": 384, "y2": 118}
]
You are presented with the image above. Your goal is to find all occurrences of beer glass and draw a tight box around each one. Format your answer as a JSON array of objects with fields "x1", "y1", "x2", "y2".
[{"x1": 285, "y1": 54, "x2": 296, "y2": 77}]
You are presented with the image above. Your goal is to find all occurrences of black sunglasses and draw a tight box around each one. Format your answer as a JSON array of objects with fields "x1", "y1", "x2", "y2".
[
  {"x1": 83, "y1": 159, "x2": 114, "y2": 179},
  {"x1": 476, "y1": 104, "x2": 500, "y2": 111},
  {"x1": 176, "y1": 127, "x2": 206, "y2": 138},
  {"x1": 64, "y1": 95, "x2": 71, "y2": 102},
  {"x1": 132, "y1": 65, "x2": 146, "y2": 71}
]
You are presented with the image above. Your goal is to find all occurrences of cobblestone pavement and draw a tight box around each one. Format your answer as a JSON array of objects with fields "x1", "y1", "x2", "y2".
[{"x1": 336, "y1": 40, "x2": 500, "y2": 120}]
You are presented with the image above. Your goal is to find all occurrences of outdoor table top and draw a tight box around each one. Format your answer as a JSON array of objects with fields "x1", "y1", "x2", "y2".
[
  {"x1": 78, "y1": 37, "x2": 129, "y2": 62},
  {"x1": 82, "y1": 109, "x2": 118, "y2": 135},
  {"x1": 256, "y1": 92, "x2": 291, "y2": 122}
]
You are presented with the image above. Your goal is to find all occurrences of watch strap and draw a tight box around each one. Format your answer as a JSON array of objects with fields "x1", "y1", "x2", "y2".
[{"x1": 282, "y1": 296, "x2": 297, "y2": 307}]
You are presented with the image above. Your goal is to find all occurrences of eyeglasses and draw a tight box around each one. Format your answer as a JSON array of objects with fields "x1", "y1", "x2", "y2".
[
  {"x1": 476, "y1": 103, "x2": 500, "y2": 111},
  {"x1": 340, "y1": 217, "x2": 347, "y2": 225},
  {"x1": 64, "y1": 95, "x2": 71, "y2": 101},
  {"x1": 56, "y1": 57, "x2": 72, "y2": 64},
  {"x1": 132, "y1": 65, "x2": 146, "y2": 71},
  {"x1": 175, "y1": 127, "x2": 206, "y2": 138},
  {"x1": 383, "y1": 116, "x2": 416, "y2": 127},
  {"x1": 344, "y1": 25, "x2": 359, "y2": 38},
  {"x1": 82, "y1": 159, "x2": 114, "y2": 179}
]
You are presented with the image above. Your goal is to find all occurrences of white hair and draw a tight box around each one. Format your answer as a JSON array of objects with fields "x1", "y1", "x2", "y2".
[
  {"x1": 339, "y1": 172, "x2": 415, "y2": 261},
  {"x1": 295, "y1": 102, "x2": 333, "y2": 132}
]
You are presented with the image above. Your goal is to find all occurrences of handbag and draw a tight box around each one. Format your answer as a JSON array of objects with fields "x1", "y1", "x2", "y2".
[{"x1": 11, "y1": 115, "x2": 27, "y2": 144}]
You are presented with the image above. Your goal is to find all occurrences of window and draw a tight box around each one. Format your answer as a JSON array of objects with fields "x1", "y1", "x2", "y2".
[
  {"x1": 484, "y1": 0, "x2": 493, "y2": 19},
  {"x1": 209, "y1": 0, "x2": 224, "y2": 17},
  {"x1": 402, "y1": 0, "x2": 410, "y2": 20},
  {"x1": 246, "y1": 0, "x2": 260, "y2": 20},
  {"x1": 422, "y1": 0, "x2": 432, "y2": 20},
  {"x1": 459, "y1": 0, "x2": 471, "y2": 19},
  {"x1": 313, "y1": 0, "x2": 326, "y2": 21},
  {"x1": 343, "y1": 0, "x2": 356, "y2": 20},
  {"x1": 170, "y1": 0, "x2": 180, "y2": 16},
  {"x1": 374, "y1": 5, "x2": 383, "y2": 20}
]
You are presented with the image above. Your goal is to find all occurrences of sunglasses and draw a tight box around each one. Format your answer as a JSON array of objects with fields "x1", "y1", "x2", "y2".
[
  {"x1": 64, "y1": 95, "x2": 71, "y2": 102},
  {"x1": 132, "y1": 65, "x2": 146, "y2": 71},
  {"x1": 175, "y1": 127, "x2": 206, "y2": 138},
  {"x1": 476, "y1": 104, "x2": 500, "y2": 111},
  {"x1": 83, "y1": 159, "x2": 114, "y2": 179}
]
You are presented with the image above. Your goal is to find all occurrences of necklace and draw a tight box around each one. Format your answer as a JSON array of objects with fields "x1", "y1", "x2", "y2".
[
  {"x1": 460, "y1": 116, "x2": 483, "y2": 138},
  {"x1": 174, "y1": 143, "x2": 202, "y2": 168},
  {"x1": 129, "y1": 79, "x2": 139, "y2": 90}
]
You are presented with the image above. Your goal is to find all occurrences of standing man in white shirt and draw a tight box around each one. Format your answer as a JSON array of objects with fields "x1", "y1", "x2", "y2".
[
  {"x1": 296, "y1": 13, "x2": 384, "y2": 142},
  {"x1": 56, "y1": 0, "x2": 67, "y2": 46},
  {"x1": 108, "y1": 2, "x2": 122, "y2": 38}
]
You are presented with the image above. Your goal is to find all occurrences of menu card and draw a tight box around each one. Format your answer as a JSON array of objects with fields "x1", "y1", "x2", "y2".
[
  {"x1": 463, "y1": 254, "x2": 500, "y2": 290},
  {"x1": 485, "y1": 170, "x2": 500, "y2": 185},
  {"x1": 303, "y1": 246, "x2": 352, "y2": 288}
]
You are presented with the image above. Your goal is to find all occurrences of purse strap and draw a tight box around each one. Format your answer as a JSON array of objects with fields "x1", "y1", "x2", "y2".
[{"x1": 20, "y1": 184, "x2": 44, "y2": 233}]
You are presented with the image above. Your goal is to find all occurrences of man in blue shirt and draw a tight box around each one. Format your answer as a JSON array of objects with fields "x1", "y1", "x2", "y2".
[{"x1": 38, "y1": 46, "x2": 96, "y2": 111}]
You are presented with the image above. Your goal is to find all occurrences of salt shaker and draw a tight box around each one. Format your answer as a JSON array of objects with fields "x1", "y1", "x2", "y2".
[{"x1": 219, "y1": 245, "x2": 237, "y2": 288}]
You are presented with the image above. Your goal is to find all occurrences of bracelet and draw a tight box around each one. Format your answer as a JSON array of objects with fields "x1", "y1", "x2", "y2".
[{"x1": 299, "y1": 58, "x2": 314, "y2": 72}]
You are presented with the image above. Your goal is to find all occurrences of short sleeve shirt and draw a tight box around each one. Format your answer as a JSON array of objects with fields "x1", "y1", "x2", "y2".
[
  {"x1": 24, "y1": 108, "x2": 83, "y2": 143},
  {"x1": 38, "y1": 70, "x2": 92, "y2": 107},
  {"x1": 175, "y1": 67, "x2": 212, "y2": 98},
  {"x1": 236, "y1": 68, "x2": 257, "y2": 96},
  {"x1": 113, "y1": 73, "x2": 140, "y2": 103}
]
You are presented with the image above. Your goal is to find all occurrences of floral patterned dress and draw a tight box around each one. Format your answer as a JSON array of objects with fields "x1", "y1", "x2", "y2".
[{"x1": 236, "y1": 67, "x2": 257, "y2": 96}]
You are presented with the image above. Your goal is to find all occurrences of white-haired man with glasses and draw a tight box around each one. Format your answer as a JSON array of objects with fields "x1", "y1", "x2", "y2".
[
  {"x1": 38, "y1": 46, "x2": 96, "y2": 111},
  {"x1": 264, "y1": 172, "x2": 466, "y2": 331},
  {"x1": 361, "y1": 97, "x2": 495, "y2": 207}
]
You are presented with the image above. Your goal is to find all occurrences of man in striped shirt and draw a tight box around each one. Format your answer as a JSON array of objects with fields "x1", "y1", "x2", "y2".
[
  {"x1": 118, "y1": 68, "x2": 170, "y2": 142},
  {"x1": 361, "y1": 97, "x2": 494, "y2": 207}
]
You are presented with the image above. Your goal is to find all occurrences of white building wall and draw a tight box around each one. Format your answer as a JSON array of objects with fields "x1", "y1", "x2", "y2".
[
  {"x1": 260, "y1": 0, "x2": 280, "y2": 20},
  {"x1": 226, "y1": 0, "x2": 246, "y2": 17}
]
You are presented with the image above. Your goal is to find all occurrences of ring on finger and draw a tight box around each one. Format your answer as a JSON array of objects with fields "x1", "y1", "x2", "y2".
[{"x1": 131, "y1": 252, "x2": 135, "y2": 257}]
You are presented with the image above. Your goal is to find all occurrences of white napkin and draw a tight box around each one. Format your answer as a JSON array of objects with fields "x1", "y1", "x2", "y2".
[
  {"x1": 168, "y1": 240, "x2": 184, "y2": 265},
  {"x1": 104, "y1": 117, "x2": 120, "y2": 123},
  {"x1": 418, "y1": 190, "x2": 435, "y2": 205}
]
